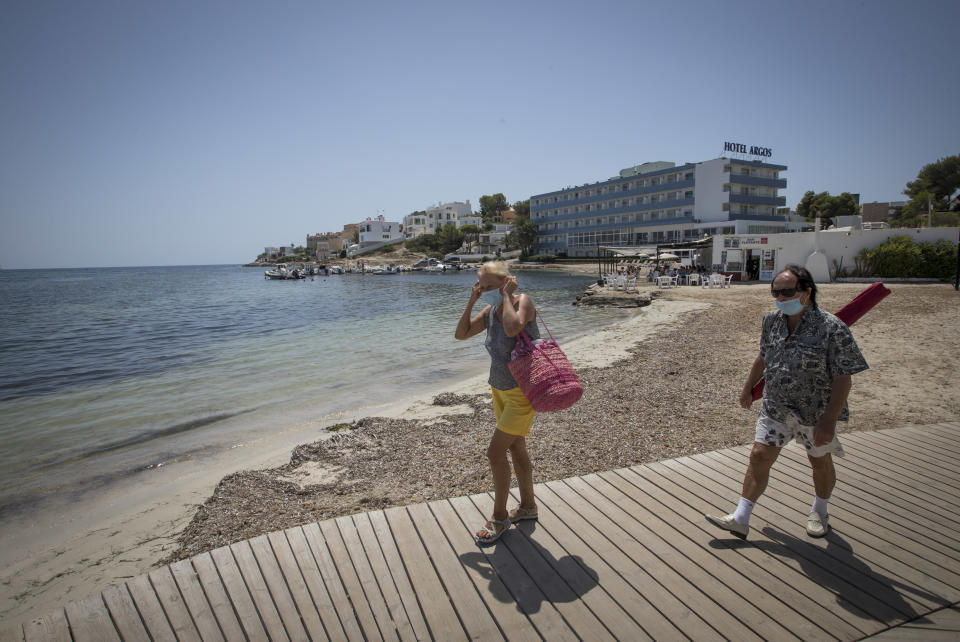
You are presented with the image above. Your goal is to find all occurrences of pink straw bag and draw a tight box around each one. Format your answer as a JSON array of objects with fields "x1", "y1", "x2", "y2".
[{"x1": 507, "y1": 312, "x2": 583, "y2": 412}]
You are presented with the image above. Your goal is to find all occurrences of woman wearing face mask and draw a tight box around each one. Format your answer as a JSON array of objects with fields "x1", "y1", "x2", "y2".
[
  {"x1": 706, "y1": 265, "x2": 869, "y2": 540},
  {"x1": 454, "y1": 261, "x2": 540, "y2": 545}
]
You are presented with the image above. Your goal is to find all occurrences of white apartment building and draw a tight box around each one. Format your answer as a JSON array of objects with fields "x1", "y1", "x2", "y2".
[
  {"x1": 358, "y1": 215, "x2": 404, "y2": 246},
  {"x1": 403, "y1": 200, "x2": 474, "y2": 238},
  {"x1": 531, "y1": 154, "x2": 807, "y2": 257}
]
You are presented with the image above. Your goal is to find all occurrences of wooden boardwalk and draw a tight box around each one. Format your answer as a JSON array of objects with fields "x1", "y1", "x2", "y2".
[{"x1": 5, "y1": 422, "x2": 960, "y2": 641}]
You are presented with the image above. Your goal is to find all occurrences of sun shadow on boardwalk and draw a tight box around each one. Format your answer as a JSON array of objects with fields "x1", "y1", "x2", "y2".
[
  {"x1": 710, "y1": 526, "x2": 950, "y2": 624},
  {"x1": 458, "y1": 521, "x2": 599, "y2": 614}
]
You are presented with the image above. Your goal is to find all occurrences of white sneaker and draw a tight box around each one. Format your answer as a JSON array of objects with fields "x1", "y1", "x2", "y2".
[
  {"x1": 806, "y1": 512, "x2": 829, "y2": 537},
  {"x1": 705, "y1": 513, "x2": 749, "y2": 539}
]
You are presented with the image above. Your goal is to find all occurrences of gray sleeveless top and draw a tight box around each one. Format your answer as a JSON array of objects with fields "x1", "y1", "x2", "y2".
[{"x1": 484, "y1": 299, "x2": 540, "y2": 390}]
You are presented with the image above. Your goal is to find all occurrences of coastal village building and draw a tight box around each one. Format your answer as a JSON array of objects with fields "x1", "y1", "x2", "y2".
[
  {"x1": 403, "y1": 200, "x2": 474, "y2": 238},
  {"x1": 350, "y1": 215, "x2": 404, "y2": 256},
  {"x1": 709, "y1": 219, "x2": 959, "y2": 282},
  {"x1": 530, "y1": 156, "x2": 807, "y2": 258},
  {"x1": 861, "y1": 201, "x2": 907, "y2": 223},
  {"x1": 307, "y1": 232, "x2": 347, "y2": 260}
]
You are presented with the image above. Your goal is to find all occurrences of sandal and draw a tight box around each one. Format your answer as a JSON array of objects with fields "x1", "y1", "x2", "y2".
[
  {"x1": 475, "y1": 519, "x2": 510, "y2": 546},
  {"x1": 509, "y1": 505, "x2": 538, "y2": 522}
]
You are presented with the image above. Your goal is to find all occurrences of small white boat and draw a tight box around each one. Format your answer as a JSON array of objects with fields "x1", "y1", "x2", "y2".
[
  {"x1": 264, "y1": 264, "x2": 306, "y2": 280},
  {"x1": 423, "y1": 262, "x2": 447, "y2": 272},
  {"x1": 329, "y1": 266, "x2": 344, "y2": 275}
]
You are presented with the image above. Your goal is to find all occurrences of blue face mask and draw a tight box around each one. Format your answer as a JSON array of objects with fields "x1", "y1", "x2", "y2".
[{"x1": 776, "y1": 297, "x2": 805, "y2": 316}]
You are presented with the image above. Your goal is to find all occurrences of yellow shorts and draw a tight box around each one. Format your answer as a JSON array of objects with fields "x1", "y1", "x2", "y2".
[{"x1": 491, "y1": 386, "x2": 536, "y2": 437}]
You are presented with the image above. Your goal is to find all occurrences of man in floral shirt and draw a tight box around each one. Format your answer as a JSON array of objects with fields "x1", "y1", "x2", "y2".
[{"x1": 707, "y1": 265, "x2": 869, "y2": 539}]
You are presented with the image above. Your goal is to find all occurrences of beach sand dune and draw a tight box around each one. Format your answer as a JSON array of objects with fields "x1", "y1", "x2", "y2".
[{"x1": 2, "y1": 282, "x2": 957, "y2": 625}]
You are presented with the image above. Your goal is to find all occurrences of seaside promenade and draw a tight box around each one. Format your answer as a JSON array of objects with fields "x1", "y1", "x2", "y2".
[{"x1": 6, "y1": 421, "x2": 959, "y2": 641}]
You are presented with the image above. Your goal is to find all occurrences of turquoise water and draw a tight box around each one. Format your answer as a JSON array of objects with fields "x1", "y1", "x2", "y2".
[{"x1": 0, "y1": 265, "x2": 624, "y2": 511}]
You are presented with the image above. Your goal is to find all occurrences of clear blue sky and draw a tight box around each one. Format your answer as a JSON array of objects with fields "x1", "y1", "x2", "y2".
[{"x1": 2, "y1": 0, "x2": 958, "y2": 268}]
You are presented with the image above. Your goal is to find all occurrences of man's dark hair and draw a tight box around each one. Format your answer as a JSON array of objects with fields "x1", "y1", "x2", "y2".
[{"x1": 777, "y1": 264, "x2": 818, "y2": 306}]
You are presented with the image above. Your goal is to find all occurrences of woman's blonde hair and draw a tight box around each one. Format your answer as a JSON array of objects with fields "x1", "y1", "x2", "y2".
[{"x1": 478, "y1": 261, "x2": 510, "y2": 279}]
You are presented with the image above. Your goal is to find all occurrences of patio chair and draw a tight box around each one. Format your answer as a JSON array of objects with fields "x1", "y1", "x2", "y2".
[
  {"x1": 723, "y1": 274, "x2": 734, "y2": 288},
  {"x1": 626, "y1": 276, "x2": 638, "y2": 292},
  {"x1": 687, "y1": 273, "x2": 700, "y2": 286}
]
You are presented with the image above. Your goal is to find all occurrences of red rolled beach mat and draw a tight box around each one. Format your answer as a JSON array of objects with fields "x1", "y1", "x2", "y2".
[
  {"x1": 751, "y1": 281, "x2": 892, "y2": 400},
  {"x1": 508, "y1": 330, "x2": 583, "y2": 412}
]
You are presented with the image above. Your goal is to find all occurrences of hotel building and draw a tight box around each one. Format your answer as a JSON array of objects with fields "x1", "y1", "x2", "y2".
[{"x1": 530, "y1": 157, "x2": 807, "y2": 257}]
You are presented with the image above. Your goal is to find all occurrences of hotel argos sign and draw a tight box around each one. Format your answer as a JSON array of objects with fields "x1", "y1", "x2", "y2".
[{"x1": 723, "y1": 141, "x2": 773, "y2": 157}]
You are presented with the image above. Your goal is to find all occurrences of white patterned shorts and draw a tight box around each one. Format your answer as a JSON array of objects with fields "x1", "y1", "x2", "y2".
[{"x1": 755, "y1": 412, "x2": 845, "y2": 458}]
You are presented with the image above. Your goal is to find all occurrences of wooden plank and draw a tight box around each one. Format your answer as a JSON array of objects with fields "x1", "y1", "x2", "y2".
[
  {"x1": 660, "y1": 456, "x2": 947, "y2": 618},
  {"x1": 840, "y1": 439, "x2": 960, "y2": 494},
  {"x1": 126, "y1": 574, "x2": 177, "y2": 642},
  {"x1": 477, "y1": 489, "x2": 651, "y2": 642},
  {"x1": 247, "y1": 534, "x2": 312, "y2": 641},
  {"x1": 427, "y1": 498, "x2": 542, "y2": 641},
  {"x1": 716, "y1": 447, "x2": 960, "y2": 558},
  {"x1": 862, "y1": 431, "x2": 960, "y2": 475},
  {"x1": 507, "y1": 482, "x2": 688, "y2": 641},
  {"x1": 702, "y1": 447, "x2": 960, "y2": 579},
  {"x1": 543, "y1": 478, "x2": 770, "y2": 641},
  {"x1": 335, "y1": 515, "x2": 403, "y2": 642},
  {"x1": 909, "y1": 425, "x2": 960, "y2": 449},
  {"x1": 714, "y1": 447, "x2": 960, "y2": 553},
  {"x1": 366, "y1": 511, "x2": 431, "y2": 642},
  {"x1": 569, "y1": 473, "x2": 825, "y2": 640},
  {"x1": 451, "y1": 493, "x2": 578, "y2": 641},
  {"x1": 595, "y1": 468, "x2": 860, "y2": 640},
  {"x1": 229, "y1": 539, "x2": 291, "y2": 641},
  {"x1": 285, "y1": 525, "x2": 356, "y2": 642},
  {"x1": 826, "y1": 449, "x2": 960, "y2": 517},
  {"x1": 301, "y1": 522, "x2": 368, "y2": 642},
  {"x1": 618, "y1": 464, "x2": 882, "y2": 635},
  {"x1": 319, "y1": 517, "x2": 390, "y2": 642},
  {"x1": 266, "y1": 530, "x2": 333, "y2": 642},
  {"x1": 209, "y1": 545, "x2": 271, "y2": 641},
  {"x1": 148, "y1": 567, "x2": 202, "y2": 642},
  {"x1": 494, "y1": 487, "x2": 653, "y2": 642},
  {"x1": 169, "y1": 559, "x2": 225, "y2": 642},
  {"x1": 1, "y1": 622, "x2": 24, "y2": 642},
  {"x1": 352, "y1": 512, "x2": 424, "y2": 641},
  {"x1": 24, "y1": 610, "x2": 70, "y2": 642},
  {"x1": 63, "y1": 594, "x2": 120, "y2": 642},
  {"x1": 690, "y1": 452, "x2": 957, "y2": 610},
  {"x1": 404, "y1": 502, "x2": 504, "y2": 641},
  {"x1": 191, "y1": 551, "x2": 254, "y2": 641},
  {"x1": 383, "y1": 506, "x2": 466, "y2": 640},
  {"x1": 100, "y1": 583, "x2": 150, "y2": 642}
]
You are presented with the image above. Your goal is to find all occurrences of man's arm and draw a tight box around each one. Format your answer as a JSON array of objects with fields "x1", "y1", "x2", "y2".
[
  {"x1": 813, "y1": 374, "x2": 852, "y2": 446},
  {"x1": 739, "y1": 355, "x2": 765, "y2": 409}
]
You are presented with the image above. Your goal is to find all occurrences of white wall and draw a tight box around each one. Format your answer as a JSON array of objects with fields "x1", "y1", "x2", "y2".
[
  {"x1": 715, "y1": 227, "x2": 958, "y2": 280},
  {"x1": 359, "y1": 218, "x2": 404, "y2": 245},
  {"x1": 693, "y1": 158, "x2": 728, "y2": 222}
]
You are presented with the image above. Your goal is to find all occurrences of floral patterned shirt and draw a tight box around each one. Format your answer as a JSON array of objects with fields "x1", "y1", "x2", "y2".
[{"x1": 760, "y1": 305, "x2": 869, "y2": 425}]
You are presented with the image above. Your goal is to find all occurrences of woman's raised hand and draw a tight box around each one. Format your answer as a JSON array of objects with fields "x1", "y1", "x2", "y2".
[
  {"x1": 501, "y1": 276, "x2": 518, "y2": 297},
  {"x1": 470, "y1": 280, "x2": 484, "y2": 302}
]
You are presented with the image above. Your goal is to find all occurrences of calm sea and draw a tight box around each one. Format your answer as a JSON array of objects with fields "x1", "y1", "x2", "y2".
[{"x1": 0, "y1": 265, "x2": 624, "y2": 513}]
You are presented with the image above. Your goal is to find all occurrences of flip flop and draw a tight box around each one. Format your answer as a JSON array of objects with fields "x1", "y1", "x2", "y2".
[
  {"x1": 509, "y1": 506, "x2": 538, "y2": 522},
  {"x1": 475, "y1": 519, "x2": 510, "y2": 546}
]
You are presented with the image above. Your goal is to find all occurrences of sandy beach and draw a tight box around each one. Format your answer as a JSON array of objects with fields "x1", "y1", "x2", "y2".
[{"x1": 2, "y1": 279, "x2": 958, "y2": 626}]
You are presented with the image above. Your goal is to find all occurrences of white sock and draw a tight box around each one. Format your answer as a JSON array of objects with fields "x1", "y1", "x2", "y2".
[
  {"x1": 812, "y1": 495, "x2": 829, "y2": 518},
  {"x1": 732, "y1": 497, "x2": 755, "y2": 525}
]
